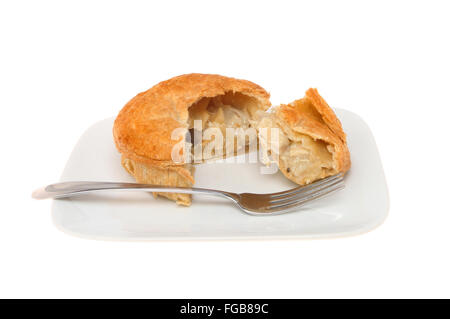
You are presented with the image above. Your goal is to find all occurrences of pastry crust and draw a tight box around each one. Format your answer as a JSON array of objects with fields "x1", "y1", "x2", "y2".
[
  {"x1": 113, "y1": 73, "x2": 271, "y2": 166},
  {"x1": 113, "y1": 73, "x2": 271, "y2": 205},
  {"x1": 121, "y1": 157, "x2": 194, "y2": 206},
  {"x1": 258, "y1": 88, "x2": 351, "y2": 185}
]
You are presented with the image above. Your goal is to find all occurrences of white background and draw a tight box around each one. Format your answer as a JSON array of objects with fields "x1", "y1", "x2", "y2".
[{"x1": 1, "y1": 0, "x2": 449, "y2": 298}]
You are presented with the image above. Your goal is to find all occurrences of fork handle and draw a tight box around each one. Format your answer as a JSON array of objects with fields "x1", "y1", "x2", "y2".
[{"x1": 32, "y1": 181, "x2": 236, "y2": 200}]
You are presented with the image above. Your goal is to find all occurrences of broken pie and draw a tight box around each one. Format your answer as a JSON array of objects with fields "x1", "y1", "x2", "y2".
[
  {"x1": 254, "y1": 88, "x2": 351, "y2": 185},
  {"x1": 113, "y1": 74, "x2": 351, "y2": 206},
  {"x1": 113, "y1": 73, "x2": 271, "y2": 205}
]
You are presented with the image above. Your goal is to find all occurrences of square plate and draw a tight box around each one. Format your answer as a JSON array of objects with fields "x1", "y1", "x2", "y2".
[{"x1": 52, "y1": 109, "x2": 389, "y2": 240}]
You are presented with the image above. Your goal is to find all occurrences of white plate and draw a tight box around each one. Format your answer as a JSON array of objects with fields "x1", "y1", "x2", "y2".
[{"x1": 52, "y1": 109, "x2": 389, "y2": 240}]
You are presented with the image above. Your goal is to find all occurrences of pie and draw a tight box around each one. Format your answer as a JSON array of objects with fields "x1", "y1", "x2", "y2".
[
  {"x1": 254, "y1": 88, "x2": 351, "y2": 185},
  {"x1": 113, "y1": 73, "x2": 271, "y2": 205},
  {"x1": 113, "y1": 74, "x2": 351, "y2": 206}
]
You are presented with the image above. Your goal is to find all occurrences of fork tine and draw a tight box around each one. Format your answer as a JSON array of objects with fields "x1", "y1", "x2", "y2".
[
  {"x1": 269, "y1": 173, "x2": 343, "y2": 199},
  {"x1": 268, "y1": 177, "x2": 344, "y2": 204},
  {"x1": 266, "y1": 181, "x2": 345, "y2": 213}
]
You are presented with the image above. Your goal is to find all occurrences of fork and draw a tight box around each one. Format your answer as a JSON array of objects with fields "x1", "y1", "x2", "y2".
[{"x1": 32, "y1": 173, "x2": 345, "y2": 215}]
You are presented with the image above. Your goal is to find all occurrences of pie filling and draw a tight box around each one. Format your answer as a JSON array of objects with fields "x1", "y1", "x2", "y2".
[
  {"x1": 255, "y1": 113, "x2": 336, "y2": 184},
  {"x1": 280, "y1": 136, "x2": 335, "y2": 183},
  {"x1": 186, "y1": 93, "x2": 336, "y2": 182},
  {"x1": 187, "y1": 92, "x2": 261, "y2": 161}
]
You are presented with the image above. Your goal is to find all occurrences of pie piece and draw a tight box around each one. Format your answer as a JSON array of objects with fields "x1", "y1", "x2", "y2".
[
  {"x1": 113, "y1": 73, "x2": 271, "y2": 205},
  {"x1": 254, "y1": 88, "x2": 351, "y2": 185}
]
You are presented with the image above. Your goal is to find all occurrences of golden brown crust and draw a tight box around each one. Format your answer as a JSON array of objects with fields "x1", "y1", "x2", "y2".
[
  {"x1": 113, "y1": 73, "x2": 271, "y2": 167},
  {"x1": 121, "y1": 157, "x2": 194, "y2": 206},
  {"x1": 304, "y1": 88, "x2": 347, "y2": 144},
  {"x1": 275, "y1": 88, "x2": 351, "y2": 182}
]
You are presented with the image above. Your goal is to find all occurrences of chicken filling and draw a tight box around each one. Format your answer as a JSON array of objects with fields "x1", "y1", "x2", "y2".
[
  {"x1": 187, "y1": 92, "x2": 260, "y2": 162},
  {"x1": 256, "y1": 113, "x2": 336, "y2": 184}
]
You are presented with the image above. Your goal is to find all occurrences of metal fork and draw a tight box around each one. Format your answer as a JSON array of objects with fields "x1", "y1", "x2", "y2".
[{"x1": 32, "y1": 173, "x2": 344, "y2": 215}]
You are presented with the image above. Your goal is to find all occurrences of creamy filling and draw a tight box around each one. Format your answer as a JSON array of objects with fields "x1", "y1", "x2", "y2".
[
  {"x1": 280, "y1": 136, "x2": 334, "y2": 183},
  {"x1": 255, "y1": 112, "x2": 335, "y2": 183},
  {"x1": 187, "y1": 93, "x2": 258, "y2": 161}
]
